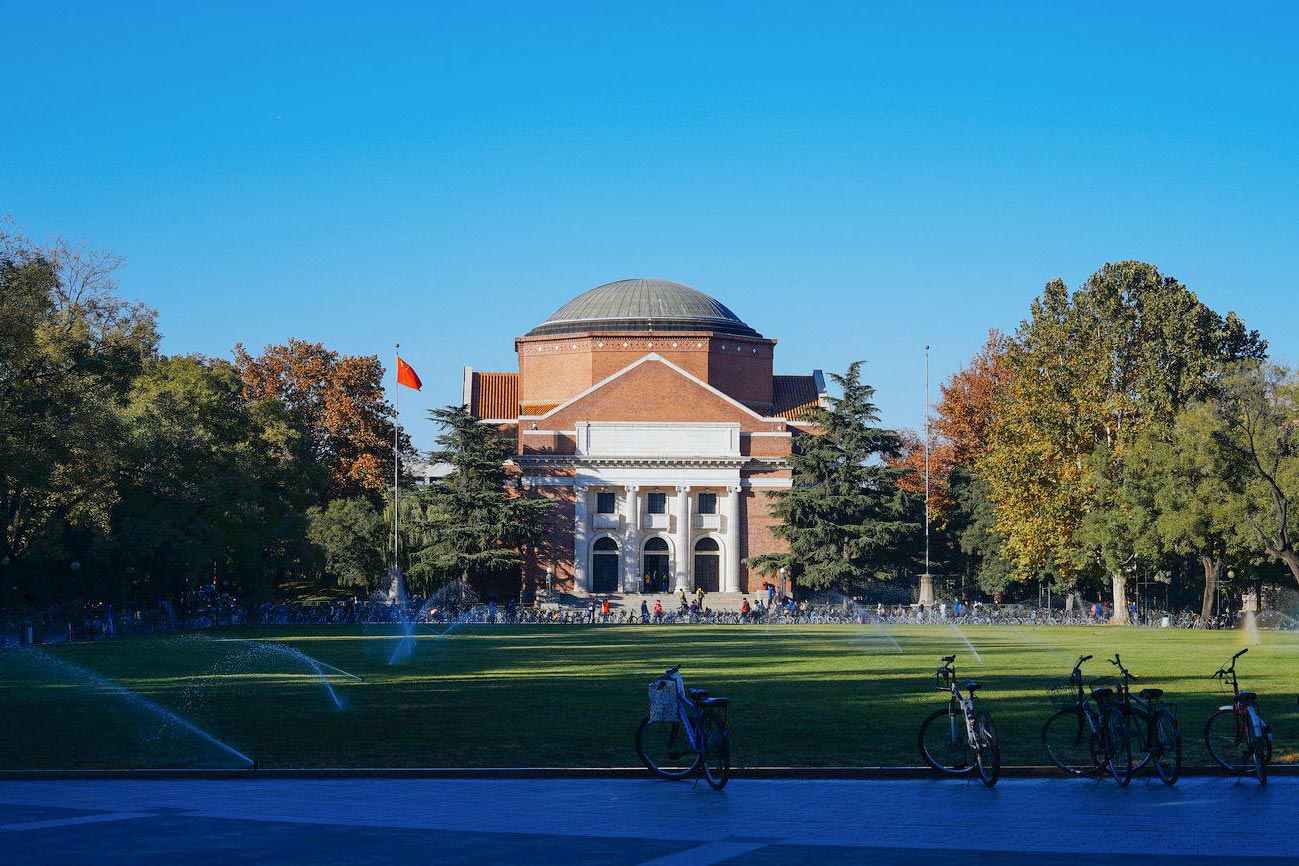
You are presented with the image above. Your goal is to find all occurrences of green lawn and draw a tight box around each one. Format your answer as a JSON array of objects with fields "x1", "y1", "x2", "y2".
[{"x1": 2, "y1": 624, "x2": 1296, "y2": 770}]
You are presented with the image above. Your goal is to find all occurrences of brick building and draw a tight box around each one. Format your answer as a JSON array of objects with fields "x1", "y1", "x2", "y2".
[{"x1": 464, "y1": 278, "x2": 825, "y2": 597}]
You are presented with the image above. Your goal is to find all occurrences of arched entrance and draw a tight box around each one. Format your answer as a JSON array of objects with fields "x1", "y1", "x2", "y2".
[
  {"x1": 694, "y1": 537, "x2": 720, "y2": 593},
  {"x1": 642, "y1": 537, "x2": 670, "y2": 593},
  {"x1": 591, "y1": 537, "x2": 619, "y2": 592}
]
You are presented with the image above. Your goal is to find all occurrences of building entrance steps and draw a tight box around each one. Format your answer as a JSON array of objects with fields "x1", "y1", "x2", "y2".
[{"x1": 562, "y1": 590, "x2": 758, "y2": 613}]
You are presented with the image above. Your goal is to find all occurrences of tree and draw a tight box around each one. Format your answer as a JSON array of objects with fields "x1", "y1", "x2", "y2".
[
  {"x1": 408, "y1": 406, "x2": 550, "y2": 592},
  {"x1": 751, "y1": 362, "x2": 917, "y2": 592},
  {"x1": 0, "y1": 231, "x2": 157, "y2": 600},
  {"x1": 232, "y1": 339, "x2": 410, "y2": 503},
  {"x1": 110, "y1": 355, "x2": 324, "y2": 607},
  {"x1": 1210, "y1": 364, "x2": 1299, "y2": 586},
  {"x1": 1134, "y1": 401, "x2": 1256, "y2": 619},
  {"x1": 307, "y1": 497, "x2": 387, "y2": 590},
  {"x1": 981, "y1": 262, "x2": 1264, "y2": 622}
]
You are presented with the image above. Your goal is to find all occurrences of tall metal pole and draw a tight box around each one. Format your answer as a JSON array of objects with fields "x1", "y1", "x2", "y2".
[
  {"x1": 393, "y1": 343, "x2": 400, "y2": 579},
  {"x1": 924, "y1": 344, "x2": 930, "y2": 579}
]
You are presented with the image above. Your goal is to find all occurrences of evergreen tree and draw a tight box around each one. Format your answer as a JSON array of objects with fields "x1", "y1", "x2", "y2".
[
  {"x1": 410, "y1": 405, "x2": 550, "y2": 591},
  {"x1": 751, "y1": 362, "x2": 917, "y2": 592}
]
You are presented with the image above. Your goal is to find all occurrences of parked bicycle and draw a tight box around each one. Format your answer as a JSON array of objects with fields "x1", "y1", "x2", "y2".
[
  {"x1": 636, "y1": 665, "x2": 732, "y2": 790},
  {"x1": 1204, "y1": 648, "x2": 1273, "y2": 785},
  {"x1": 1042, "y1": 654, "x2": 1133, "y2": 785},
  {"x1": 918, "y1": 654, "x2": 1001, "y2": 787},
  {"x1": 1109, "y1": 653, "x2": 1181, "y2": 785}
]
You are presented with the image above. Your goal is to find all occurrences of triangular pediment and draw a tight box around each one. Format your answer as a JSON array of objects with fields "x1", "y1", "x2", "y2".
[{"x1": 529, "y1": 354, "x2": 778, "y2": 431}]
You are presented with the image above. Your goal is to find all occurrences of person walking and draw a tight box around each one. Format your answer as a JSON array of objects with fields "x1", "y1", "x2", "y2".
[
  {"x1": 741, "y1": 597, "x2": 751, "y2": 619},
  {"x1": 695, "y1": 585, "x2": 706, "y2": 609},
  {"x1": 640, "y1": 599, "x2": 650, "y2": 624},
  {"x1": 653, "y1": 599, "x2": 663, "y2": 623}
]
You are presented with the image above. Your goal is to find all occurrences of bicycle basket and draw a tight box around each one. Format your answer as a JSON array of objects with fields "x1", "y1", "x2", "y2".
[{"x1": 647, "y1": 680, "x2": 678, "y2": 722}]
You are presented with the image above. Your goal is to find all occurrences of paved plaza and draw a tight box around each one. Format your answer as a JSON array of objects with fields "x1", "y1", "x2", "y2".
[{"x1": 0, "y1": 776, "x2": 1295, "y2": 864}]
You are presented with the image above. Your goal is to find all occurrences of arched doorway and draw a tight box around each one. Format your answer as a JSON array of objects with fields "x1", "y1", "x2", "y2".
[
  {"x1": 591, "y1": 537, "x2": 619, "y2": 592},
  {"x1": 694, "y1": 537, "x2": 720, "y2": 593},
  {"x1": 642, "y1": 537, "x2": 670, "y2": 593}
]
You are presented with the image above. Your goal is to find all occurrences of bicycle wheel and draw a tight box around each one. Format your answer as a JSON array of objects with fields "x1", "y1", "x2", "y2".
[
  {"x1": 636, "y1": 716, "x2": 698, "y2": 779},
  {"x1": 974, "y1": 711, "x2": 1000, "y2": 788},
  {"x1": 919, "y1": 707, "x2": 974, "y2": 774},
  {"x1": 1204, "y1": 709, "x2": 1251, "y2": 773},
  {"x1": 1151, "y1": 709, "x2": 1181, "y2": 786},
  {"x1": 701, "y1": 713, "x2": 730, "y2": 791},
  {"x1": 1128, "y1": 704, "x2": 1152, "y2": 772},
  {"x1": 1103, "y1": 708, "x2": 1133, "y2": 786},
  {"x1": 1042, "y1": 708, "x2": 1093, "y2": 775}
]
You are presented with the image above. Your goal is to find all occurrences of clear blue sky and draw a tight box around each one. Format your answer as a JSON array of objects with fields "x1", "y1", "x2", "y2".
[{"x1": 4, "y1": 2, "x2": 1296, "y2": 450}]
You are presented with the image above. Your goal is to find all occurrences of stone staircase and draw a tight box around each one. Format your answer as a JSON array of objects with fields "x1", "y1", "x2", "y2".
[{"x1": 562, "y1": 590, "x2": 754, "y2": 613}]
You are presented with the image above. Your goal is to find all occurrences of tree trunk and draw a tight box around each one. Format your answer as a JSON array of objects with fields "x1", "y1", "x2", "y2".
[
  {"x1": 1110, "y1": 574, "x2": 1129, "y2": 624},
  {"x1": 1065, "y1": 591, "x2": 1081, "y2": 615},
  {"x1": 1200, "y1": 555, "x2": 1220, "y2": 622},
  {"x1": 1279, "y1": 549, "x2": 1299, "y2": 587}
]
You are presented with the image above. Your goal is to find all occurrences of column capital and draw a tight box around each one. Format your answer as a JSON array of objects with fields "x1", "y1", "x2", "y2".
[
  {"x1": 675, "y1": 484, "x2": 690, "y2": 492},
  {"x1": 624, "y1": 484, "x2": 639, "y2": 491}
]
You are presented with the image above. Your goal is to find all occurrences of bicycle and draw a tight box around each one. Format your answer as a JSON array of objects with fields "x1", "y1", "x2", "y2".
[
  {"x1": 1042, "y1": 654, "x2": 1133, "y2": 785},
  {"x1": 917, "y1": 654, "x2": 1001, "y2": 787},
  {"x1": 1109, "y1": 653, "x2": 1181, "y2": 785},
  {"x1": 636, "y1": 665, "x2": 732, "y2": 790},
  {"x1": 1204, "y1": 648, "x2": 1273, "y2": 785}
]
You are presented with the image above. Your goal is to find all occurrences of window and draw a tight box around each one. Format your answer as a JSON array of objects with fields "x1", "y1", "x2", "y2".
[
  {"x1": 647, "y1": 491, "x2": 667, "y2": 514},
  {"x1": 697, "y1": 492, "x2": 717, "y2": 514},
  {"x1": 596, "y1": 491, "x2": 616, "y2": 514},
  {"x1": 593, "y1": 537, "x2": 618, "y2": 552},
  {"x1": 644, "y1": 537, "x2": 669, "y2": 552},
  {"x1": 695, "y1": 537, "x2": 719, "y2": 552}
]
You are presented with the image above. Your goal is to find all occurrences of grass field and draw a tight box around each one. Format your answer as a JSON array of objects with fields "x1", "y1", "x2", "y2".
[{"x1": 2, "y1": 624, "x2": 1296, "y2": 770}]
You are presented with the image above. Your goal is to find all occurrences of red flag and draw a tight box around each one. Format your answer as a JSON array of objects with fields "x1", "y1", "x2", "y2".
[{"x1": 396, "y1": 356, "x2": 422, "y2": 390}]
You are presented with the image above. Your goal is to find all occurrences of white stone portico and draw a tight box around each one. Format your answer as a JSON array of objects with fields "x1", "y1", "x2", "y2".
[{"x1": 523, "y1": 421, "x2": 787, "y2": 594}]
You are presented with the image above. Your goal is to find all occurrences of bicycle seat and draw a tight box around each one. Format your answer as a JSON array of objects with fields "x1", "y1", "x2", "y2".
[
  {"x1": 687, "y1": 688, "x2": 709, "y2": 700},
  {"x1": 699, "y1": 697, "x2": 730, "y2": 707},
  {"x1": 1138, "y1": 688, "x2": 1164, "y2": 701},
  {"x1": 1237, "y1": 691, "x2": 1258, "y2": 703},
  {"x1": 965, "y1": 680, "x2": 981, "y2": 693},
  {"x1": 1090, "y1": 687, "x2": 1114, "y2": 702}
]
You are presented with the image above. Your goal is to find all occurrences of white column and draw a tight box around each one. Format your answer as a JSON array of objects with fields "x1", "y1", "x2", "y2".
[
  {"x1": 624, "y1": 485, "x2": 640, "y2": 591},
  {"x1": 724, "y1": 486, "x2": 741, "y2": 592},
  {"x1": 674, "y1": 485, "x2": 691, "y2": 592},
  {"x1": 573, "y1": 485, "x2": 589, "y2": 592}
]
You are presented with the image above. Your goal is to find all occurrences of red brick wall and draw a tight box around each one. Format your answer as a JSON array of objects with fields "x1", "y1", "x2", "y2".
[
  {"x1": 515, "y1": 332, "x2": 778, "y2": 412},
  {"x1": 542, "y1": 359, "x2": 777, "y2": 431},
  {"x1": 524, "y1": 484, "x2": 576, "y2": 592},
  {"x1": 740, "y1": 485, "x2": 789, "y2": 592}
]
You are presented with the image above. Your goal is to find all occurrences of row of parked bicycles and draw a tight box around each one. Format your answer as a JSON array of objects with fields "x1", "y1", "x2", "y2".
[
  {"x1": 919, "y1": 648, "x2": 1274, "y2": 788},
  {"x1": 633, "y1": 648, "x2": 1275, "y2": 792}
]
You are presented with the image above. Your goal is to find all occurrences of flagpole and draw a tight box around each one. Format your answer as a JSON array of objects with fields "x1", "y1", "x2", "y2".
[{"x1": 394, "y1": 342, "x2": 400, "y2": 584}]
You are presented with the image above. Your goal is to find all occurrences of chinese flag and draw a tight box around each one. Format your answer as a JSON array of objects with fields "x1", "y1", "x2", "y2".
[{"x1": 396, "y1": 356, "x2": 422, "y2": 390}]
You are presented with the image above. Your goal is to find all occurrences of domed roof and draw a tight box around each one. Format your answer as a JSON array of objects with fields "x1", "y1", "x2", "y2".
[{"x1": 526, "y1": 278, "x2": 762, "y2": 338}]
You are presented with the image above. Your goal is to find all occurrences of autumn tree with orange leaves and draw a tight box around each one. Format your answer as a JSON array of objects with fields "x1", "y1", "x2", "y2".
[
  {"x1": 233, "y1": 339, "x2": 413, "y2": 504},
  {"x1": 891, "y1": 331, "x2": 1009, "y2": 525}
]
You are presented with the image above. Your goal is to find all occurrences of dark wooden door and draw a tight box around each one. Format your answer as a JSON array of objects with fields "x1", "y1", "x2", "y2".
[
  {"x1": 592, "y1": 552, "x2": 619, "y2": 592},
  {"x1": 694, "y1": 554, "x2": 720, "y2": 593}
]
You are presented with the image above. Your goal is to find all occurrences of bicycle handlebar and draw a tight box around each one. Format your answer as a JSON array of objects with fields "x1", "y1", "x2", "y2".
[
  {"x1": 1234, "y1": 648, "x2": 1249, "y2": 660},
  {"x1": 941, "y1": 655, "x2": 956, "y2": 664},
  {"x1": 664, "y1": 665, "x2": 681, "y2": 675}
]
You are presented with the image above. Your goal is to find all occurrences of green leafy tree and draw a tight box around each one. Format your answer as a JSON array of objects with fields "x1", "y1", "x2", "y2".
[
  {"x1": 1134, "y1": 400, "x2": 1256, "y2": 618},
  {"x1": 407, "y1": 406, "x2": 550, "y2": 592},
  {"x1": 750, "y1": 362, "x2": 917, "y2": 593},
  {"x1": 0, "y1": 232, "x2": 157, "y2": 605},
  {"x1": 982, "y1": 262, "x2": 1264, "y2": 622},
  {"x1": 307, "y1": 497, "x2": 388, "y2": 590},
  {"x1": 1210, "y1": 364, "x2": 1299, "y2": 586},
  {"x1": 111, "y1": 355, "x2": 325, "y2": 607}
]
